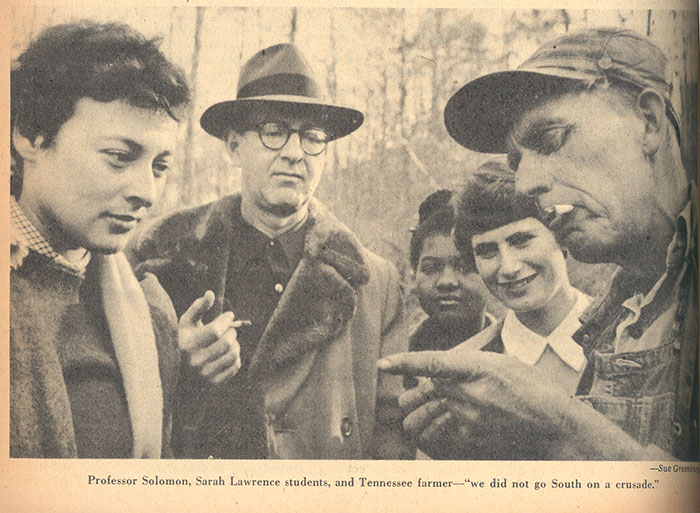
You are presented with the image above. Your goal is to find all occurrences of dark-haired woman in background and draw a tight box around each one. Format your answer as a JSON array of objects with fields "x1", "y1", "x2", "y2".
[{"x1": 408, "y1": 190, "x2": 491, "y2": 369}]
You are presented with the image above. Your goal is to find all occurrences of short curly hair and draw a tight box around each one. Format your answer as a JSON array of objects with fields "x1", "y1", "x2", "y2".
[
  {"x1": 454, "y1": 162, "x2": 541, "y2": 258},
  {"x1": 11, "y1": 20, "x2": 191, "y2": 196}
]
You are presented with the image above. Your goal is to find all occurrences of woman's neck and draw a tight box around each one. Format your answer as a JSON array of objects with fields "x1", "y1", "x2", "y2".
[{"x1": 17, "y1": 196, "x2": 89, "y2": 264}]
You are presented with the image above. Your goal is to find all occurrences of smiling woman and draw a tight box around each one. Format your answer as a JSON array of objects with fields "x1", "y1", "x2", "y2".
[
  {"x1": 9, "y1": 21, "x2": 190, "y2": 459},
  {"x1": 471, "y1": 217, "x2": 571, "y2": 317},
  {"x1": 452, "y1": 165, "x2": 590, "y2": 396}
]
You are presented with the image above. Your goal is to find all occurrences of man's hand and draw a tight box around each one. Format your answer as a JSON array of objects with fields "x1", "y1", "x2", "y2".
[
  {"x1": 397, "y1": 380, "x2": 468, "y2": 459},
  {"x1": 179, "y1": 291, "x2": 244, "y2": 385},
  {"x1": 378, "y1": 348, "x2": 634, "y2": 460}
]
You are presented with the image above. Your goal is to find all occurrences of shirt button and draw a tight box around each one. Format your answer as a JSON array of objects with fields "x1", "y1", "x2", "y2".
[
  {"x1": 628, "y1": 325, "x2": 643, "y2": 339},
  {"x1": 270, "y1": 240, "x2": 275, "y2": 246},
  {"x1": 597, "y1": 56, "x2": 613, "y2": 70},
  {"x1": 340, "y1": 417, "x2": 353, "y2": 438},
  {"x1": 275, "y1": 283, "x2": 284, "y2": 293}
]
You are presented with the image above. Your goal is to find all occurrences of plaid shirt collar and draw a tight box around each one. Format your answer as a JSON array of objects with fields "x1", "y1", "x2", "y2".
[{"x1": 10, "y1": 196, "x2": 90, "y2": 276}]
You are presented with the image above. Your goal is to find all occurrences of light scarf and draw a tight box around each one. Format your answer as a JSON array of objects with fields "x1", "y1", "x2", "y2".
[
  {"x1": 95, "y1": 252, "x2": 164, "y2": 458},
  {"x1": 12, "y1": 196, "x2": 164, "y2": 458}
]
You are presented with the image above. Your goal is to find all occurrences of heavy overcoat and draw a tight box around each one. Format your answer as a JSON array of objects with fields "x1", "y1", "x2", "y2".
[{"x1": 128, "y1": 194, "x2": 412, "y2": 459}]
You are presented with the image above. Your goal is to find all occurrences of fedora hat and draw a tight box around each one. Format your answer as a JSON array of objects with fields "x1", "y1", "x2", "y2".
[
  {"x1": 444, "y1": 28, "x2": 680, "y2": 154},
  {"x1": 200, "y1": 43, "x2": 364, "y2": 141}
]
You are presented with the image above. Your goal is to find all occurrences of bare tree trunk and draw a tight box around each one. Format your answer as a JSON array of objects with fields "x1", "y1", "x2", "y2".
[
  {"x1": 327, "y1": 11, "x2": 337, "y2": 98},
  {"x1": 431, "y1": 9, "x2": 443, "y2": 125},
  {"x1": 381, "y1": 66, "x2": 389, "y2": 145},
  {"x1": 166, "y1": 7, "x2": 177, "y2": 54},
  {"x1": 180, "y1": 6, "x2": 205, "y2": 206},
  {"x1": 289, "y1": 7, "x2": 298, "y2": 43},
  {"x1": 678, "y1": 11, "x2": 698, "y2": 178},
  {"x1": 326, "y1": 10, "x2": 339, "y2": 204},
  {"x1": 561, "y1": 9, "x2": 571, "y2": 32},
  {"x1": 398, "y1": 10, "x2": 408, "y2": 141}
]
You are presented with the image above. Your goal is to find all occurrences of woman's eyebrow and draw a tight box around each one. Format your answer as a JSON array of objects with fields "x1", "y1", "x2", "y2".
[
  {"x1": 99, "y1": 137, "x2": 143, "y2": 153},
  {"x1": 473, "y1": 241, "x2": 498, "y2": 251},
  {"x1": 505, "y1": 231, "x2": 535, "y2": 244}
]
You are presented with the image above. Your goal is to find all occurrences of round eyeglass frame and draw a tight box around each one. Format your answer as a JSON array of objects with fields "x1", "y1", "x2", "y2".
[{"x1": 257, "y1": 122, "x2": 329, "y2": 156}]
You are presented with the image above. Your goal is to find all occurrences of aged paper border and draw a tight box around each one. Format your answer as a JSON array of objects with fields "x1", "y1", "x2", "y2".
[{"x1": 2, "y1": 1, "x2": 699, "y2": 512}]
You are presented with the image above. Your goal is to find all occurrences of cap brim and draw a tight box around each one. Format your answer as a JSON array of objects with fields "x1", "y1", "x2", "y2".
[
  {"x1": 444, "y1": 70, "x2": 583, "y2": 154},
  {"x1": 200, "y1": 97, "x2": 364, "y2": 141}
]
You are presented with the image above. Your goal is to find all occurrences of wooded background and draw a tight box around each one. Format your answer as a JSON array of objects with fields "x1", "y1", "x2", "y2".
[{"x1": 11, "y1": 5, "x2": 698, "y2": 322}]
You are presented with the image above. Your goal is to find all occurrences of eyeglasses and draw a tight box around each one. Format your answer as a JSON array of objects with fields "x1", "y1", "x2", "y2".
[{"x1": 257, "y1": 122, "x2": 329, "y2": 156}]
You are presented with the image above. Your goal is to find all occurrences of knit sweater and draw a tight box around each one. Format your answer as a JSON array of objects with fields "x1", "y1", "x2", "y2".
[{"x1": 10, "y1": 251, "x2": 180, "y2": 458}]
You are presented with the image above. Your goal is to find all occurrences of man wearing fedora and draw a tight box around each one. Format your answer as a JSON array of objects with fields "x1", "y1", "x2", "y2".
[
  {"x1": 379, "y1": 28, "x2": 698, "y2": 460},
  {"x1": 129, "y1": 43, "x2": 413, "y2": 459}
]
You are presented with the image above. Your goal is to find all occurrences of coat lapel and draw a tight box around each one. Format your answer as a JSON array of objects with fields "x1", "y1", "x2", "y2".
[
  {"x1": 249, "y1": 199, "x2": 370, "y2": 378},
  {"x1": 136, "y1": 194, "x2": 372, "y2": 399}
]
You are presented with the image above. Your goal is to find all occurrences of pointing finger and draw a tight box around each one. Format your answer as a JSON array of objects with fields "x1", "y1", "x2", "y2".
[{"x1": 378, "y1": 350, "x2": 484, "y2": 379}]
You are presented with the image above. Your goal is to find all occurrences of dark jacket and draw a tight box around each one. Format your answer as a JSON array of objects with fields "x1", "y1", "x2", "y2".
[{"x1": 128, "y1": 194, "x2": 413, "y2": 459}]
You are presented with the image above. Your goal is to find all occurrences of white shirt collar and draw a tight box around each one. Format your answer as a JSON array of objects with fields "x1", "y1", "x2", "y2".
[{"x1": 501, "y1": 289, "x2": 590, "y2": 371}]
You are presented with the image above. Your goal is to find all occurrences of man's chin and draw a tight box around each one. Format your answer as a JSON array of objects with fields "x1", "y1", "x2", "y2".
[
  {"x1": 258, "y1": 196, "x2": 306, "y2": 217},
  {"x1": 565, "y1": 234, "x2": 611, "y2": 264}
]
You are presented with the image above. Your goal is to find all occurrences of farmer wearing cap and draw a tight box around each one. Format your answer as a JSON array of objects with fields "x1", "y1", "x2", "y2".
[
  {"x1": 129, "y1": 44, "x2": 413, "y2": 459},
  {"x1": 379, "y1": 28, "x2": 697, "y2": 460}
]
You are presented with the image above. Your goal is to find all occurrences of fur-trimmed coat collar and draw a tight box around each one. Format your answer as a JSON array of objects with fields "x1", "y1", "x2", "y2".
[{"x1": 131, "y1": 194, "x2": 372, "y2": 378}]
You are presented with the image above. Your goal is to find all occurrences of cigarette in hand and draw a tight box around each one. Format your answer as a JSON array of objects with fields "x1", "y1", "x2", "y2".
[{"x1": 231, "y1": 320, "x2": 252, "y2": 328}]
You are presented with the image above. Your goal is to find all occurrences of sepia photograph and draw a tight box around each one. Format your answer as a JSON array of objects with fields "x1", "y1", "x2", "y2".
[{"x1": 3, "y1": 0, "x2": 699, "y2": 511}]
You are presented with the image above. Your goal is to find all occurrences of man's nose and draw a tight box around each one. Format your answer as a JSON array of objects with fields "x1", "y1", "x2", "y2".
[
  {"x1": 124, "y1": 163, "x2": 159, "y2": 209},
  {"x1": 436, "y1": 266, "x2": 460, "y2": 289},
  {"x1": 514, "y1": 151, "x2": 553, "y2": 198},
  {"x1": 279, "y1": 132, "x2": 304, "y2": 162}
]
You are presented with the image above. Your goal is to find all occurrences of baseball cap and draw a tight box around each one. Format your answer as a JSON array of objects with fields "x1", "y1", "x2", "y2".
[{"x1": 444, "y1": 28, "x2": 680, "y2": 154}]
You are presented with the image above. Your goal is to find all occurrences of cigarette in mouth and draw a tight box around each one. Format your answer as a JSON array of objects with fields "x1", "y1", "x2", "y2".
[{"x1": 542, "y1": 204, "x2": 574, "y2": 225}]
